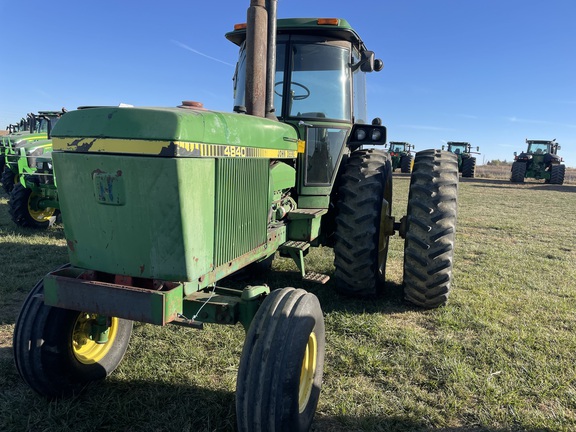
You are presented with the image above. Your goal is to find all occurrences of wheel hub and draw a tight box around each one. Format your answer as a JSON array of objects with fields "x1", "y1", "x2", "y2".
[{"x1": 298, "y1": 332, "x2": 317, "y2": 413}]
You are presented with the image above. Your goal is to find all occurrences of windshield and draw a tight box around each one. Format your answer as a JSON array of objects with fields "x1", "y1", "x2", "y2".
[
  {"x1": 527, "y1": 143, "x2": 550, "y2": 154},
  {"x1": 449, "y1": 144, "x2": 467, "y2": 154},
  {"x1": 234, "y1": 37, "x2": 352, "y2": 121},
  {"x1": 282, "y1": 43, "x2": 351, "y2": 120},
  {"x1": 391, "y1": 143, "x2": 406, "y2": 152},
  {"x1": 37, "y1": 118, "x2": 49, "y2": 133}
]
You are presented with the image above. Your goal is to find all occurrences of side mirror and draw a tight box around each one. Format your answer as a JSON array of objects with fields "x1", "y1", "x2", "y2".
[
  {"x1": 442, "y1": 145, "x2": 445, "y2": 150},
  {"x1": 353, "y1": 51, "x2": 383, "y2": 73},
  {"x1": 476, "y1": 146, "x2": 480, "y2": 151},
  {"x1": 361, "y1": 51, "x2": 375, "y2": 72},
  {"x1": 514, "y1": 152, "x2": 517, "y2": 157},
  {"x1": 557, "y1": 145, "x2": 561, "y2": 150}
]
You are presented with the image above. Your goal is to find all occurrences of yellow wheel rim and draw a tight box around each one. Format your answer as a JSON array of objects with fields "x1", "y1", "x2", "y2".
[
  {"x1": 298, "y1": 332, "x2": 317, "y2": 413},
  {"x1": 27, "y1": 192, "x2": 56, "y2": 222},
  {"x1": 72, "y1": 314, "x2": 119, "y2": 364}
]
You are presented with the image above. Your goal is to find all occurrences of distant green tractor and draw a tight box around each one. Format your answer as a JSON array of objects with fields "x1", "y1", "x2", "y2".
[
  {"x1": 2, "y1": 110, "x2": 64, "y2": 194},
  {"x1": 9, "y1": 138, "x2": 59, "y2": 229},
  {"x1": 443, "y1": 141, "x2": 479, "y2": 178},
  {"x1": 388, "y1": 141, "x2": 414, "y2": 173},
  {"x1": 1, "y1": 117, "x2": 31, "y2": 174},
  {"x1": 13, "y1": 7, "x2": 459, "y2": 431},
  {"x1": 511, "y1": 139, "x2": 565, "y2": 185}
]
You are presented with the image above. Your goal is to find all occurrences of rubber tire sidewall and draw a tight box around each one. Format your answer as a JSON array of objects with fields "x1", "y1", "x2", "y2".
[
  {"x1": 9, "y1": 183, "x2": 57, "y2": 229},
  {"x1": 13, "y1": 277, "x2": 133, "y2": 398},
  {"x1": 236, "y1": 288, "x2": 325, "y2": 432}
]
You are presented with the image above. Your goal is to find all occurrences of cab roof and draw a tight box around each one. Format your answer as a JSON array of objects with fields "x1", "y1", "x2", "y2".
[{"x1": 225, "y1": 17, "x2": 367, "y2": 50}]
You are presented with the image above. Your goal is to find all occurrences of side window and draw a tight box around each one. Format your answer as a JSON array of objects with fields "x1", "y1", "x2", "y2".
[
  {"x1": 305, "y1": 127, "x2": 348, "y2": 185},
  {"x1": 352, "y1": 48, "x2": 368, "y2": 124}
]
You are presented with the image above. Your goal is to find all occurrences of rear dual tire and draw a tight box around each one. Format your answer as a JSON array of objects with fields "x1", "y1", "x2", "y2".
[
  {"x1": 333, "y1": 149, "x2": 392, "y2": 297},
  {"x1": 403, "y1": 150, "x2": 459, "y2": 308}
]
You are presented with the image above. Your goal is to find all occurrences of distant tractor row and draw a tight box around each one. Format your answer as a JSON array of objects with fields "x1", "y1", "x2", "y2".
[{"x1": 1, "y1": 110, "x2": 64, "y2": 228}]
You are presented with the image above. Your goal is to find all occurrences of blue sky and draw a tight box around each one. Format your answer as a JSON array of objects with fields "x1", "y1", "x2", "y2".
[{"x1": 1, "y1": 0, "x2": 574, "y2": 166}]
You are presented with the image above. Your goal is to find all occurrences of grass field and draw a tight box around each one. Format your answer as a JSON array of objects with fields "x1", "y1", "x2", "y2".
[{"x1": 1, "y1": 174, "x2": 575, "y2": 431}]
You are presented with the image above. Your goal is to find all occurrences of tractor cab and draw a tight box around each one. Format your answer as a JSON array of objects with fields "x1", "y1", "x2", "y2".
[
  {"x1": 524, "y1": 140, "x2": 560, "y2": 156},
  {"x1": 389, "y1": 141, "x2": 412, "y2": 154},
  {"x1": 227, "y1": 18, "x2": 385, "y2": 205},
  {"x1": 35, "y1": 111, "x2": 65, "y2": 134},
  {"x1": 446, "y1": 141, "x2": 472, "y2": 155}
]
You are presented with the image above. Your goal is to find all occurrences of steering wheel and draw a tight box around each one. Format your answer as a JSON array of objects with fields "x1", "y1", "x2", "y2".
[{"x1": 274, "y1": 81, "x2": 310, "y2": 100}]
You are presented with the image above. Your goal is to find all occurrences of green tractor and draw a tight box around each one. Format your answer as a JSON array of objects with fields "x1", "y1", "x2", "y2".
[
  {"x1": 8, "y1": 122, "x2": 60, "y2": 229},
  {"x1": 1, "y1": 117, "x2": 31, "y2": 174},
  {"x1": 443, "y1": 141, "x2": 479, "y2": 178},
  {"x1": 1, "y1": 111, "x2": 64, "y2": 194},
  {"x1": 13, "y1": 4, "x2": 458, "y2": 431},
  {"x1": 388, "y1": 141, "x2": 415, "y2": 173},
  {"x1": 511, "y1": 139, "x2": 565, "y2": 185}
]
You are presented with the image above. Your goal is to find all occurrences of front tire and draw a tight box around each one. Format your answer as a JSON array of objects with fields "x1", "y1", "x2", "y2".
[
  {"x1": 403, "y1": 150, "x2": 458, "y2": 308},
  {"x1": 13, "y1": 276, "x2": 133, "y2": 398},
  {"x1": 333, "y1": 149, "x2": 393, "y2": 297},
  {"x1": 510, "y1": 161, "x2": 526, "y2": 183},
  {"x1": 9, "y1": 183, "x2": 58, "y2": 229},
  {"x1": 400, "y1": 154, "x2": 414, "y2": 173},
  {"x1": 1, "y1": 166, "x2": 16, "y2": 194},
  {"x1": 236, "y1": 288, "x2": 325, "y2": 432},
  {"x1": 549, "y1": 164, "x2": 565, "y2": 185},
  {"x1": 461, "y1": 157, "x2": 476, "y2": 178}
]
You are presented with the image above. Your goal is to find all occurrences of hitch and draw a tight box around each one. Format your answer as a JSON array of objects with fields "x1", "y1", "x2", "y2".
[{"x1": 382, "y1": 213, "x2": 408, "y2": 239}]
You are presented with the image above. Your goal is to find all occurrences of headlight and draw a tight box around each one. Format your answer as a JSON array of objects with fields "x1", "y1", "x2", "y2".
[
  {"x1": 356, "y1": 128, "x2": 367, "y2": 141},
  {"x1": 348, "y1": 124, "x2": 387, "y2": 148}
]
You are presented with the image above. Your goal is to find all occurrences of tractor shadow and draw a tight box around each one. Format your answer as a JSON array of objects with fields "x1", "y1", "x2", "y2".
[
  {"x1": 0, "y1": 367, "x2": 552, "y2": 432},
  {"x1": 227, "y1": 265, "x2": 421, "y2": 317}
]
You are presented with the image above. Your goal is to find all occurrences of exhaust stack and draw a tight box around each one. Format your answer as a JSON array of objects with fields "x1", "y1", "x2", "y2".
[{"x1": 245, "y1": 0, "x2": 277, "y2": 119}]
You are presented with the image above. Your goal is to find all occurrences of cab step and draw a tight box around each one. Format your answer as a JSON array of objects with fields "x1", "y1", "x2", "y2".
[{"x1": 302, "y1": 271, "x2": 330, "y2": 284}]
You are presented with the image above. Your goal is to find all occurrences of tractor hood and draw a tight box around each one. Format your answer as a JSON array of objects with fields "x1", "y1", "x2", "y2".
[{"x1": 51, "y1": 106, "x2": 300, "y2": 157}]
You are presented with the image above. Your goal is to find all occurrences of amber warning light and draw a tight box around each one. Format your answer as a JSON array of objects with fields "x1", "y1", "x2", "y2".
[{"x1": 317, "y1": 18, "x2": 339, "y2": 25}]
